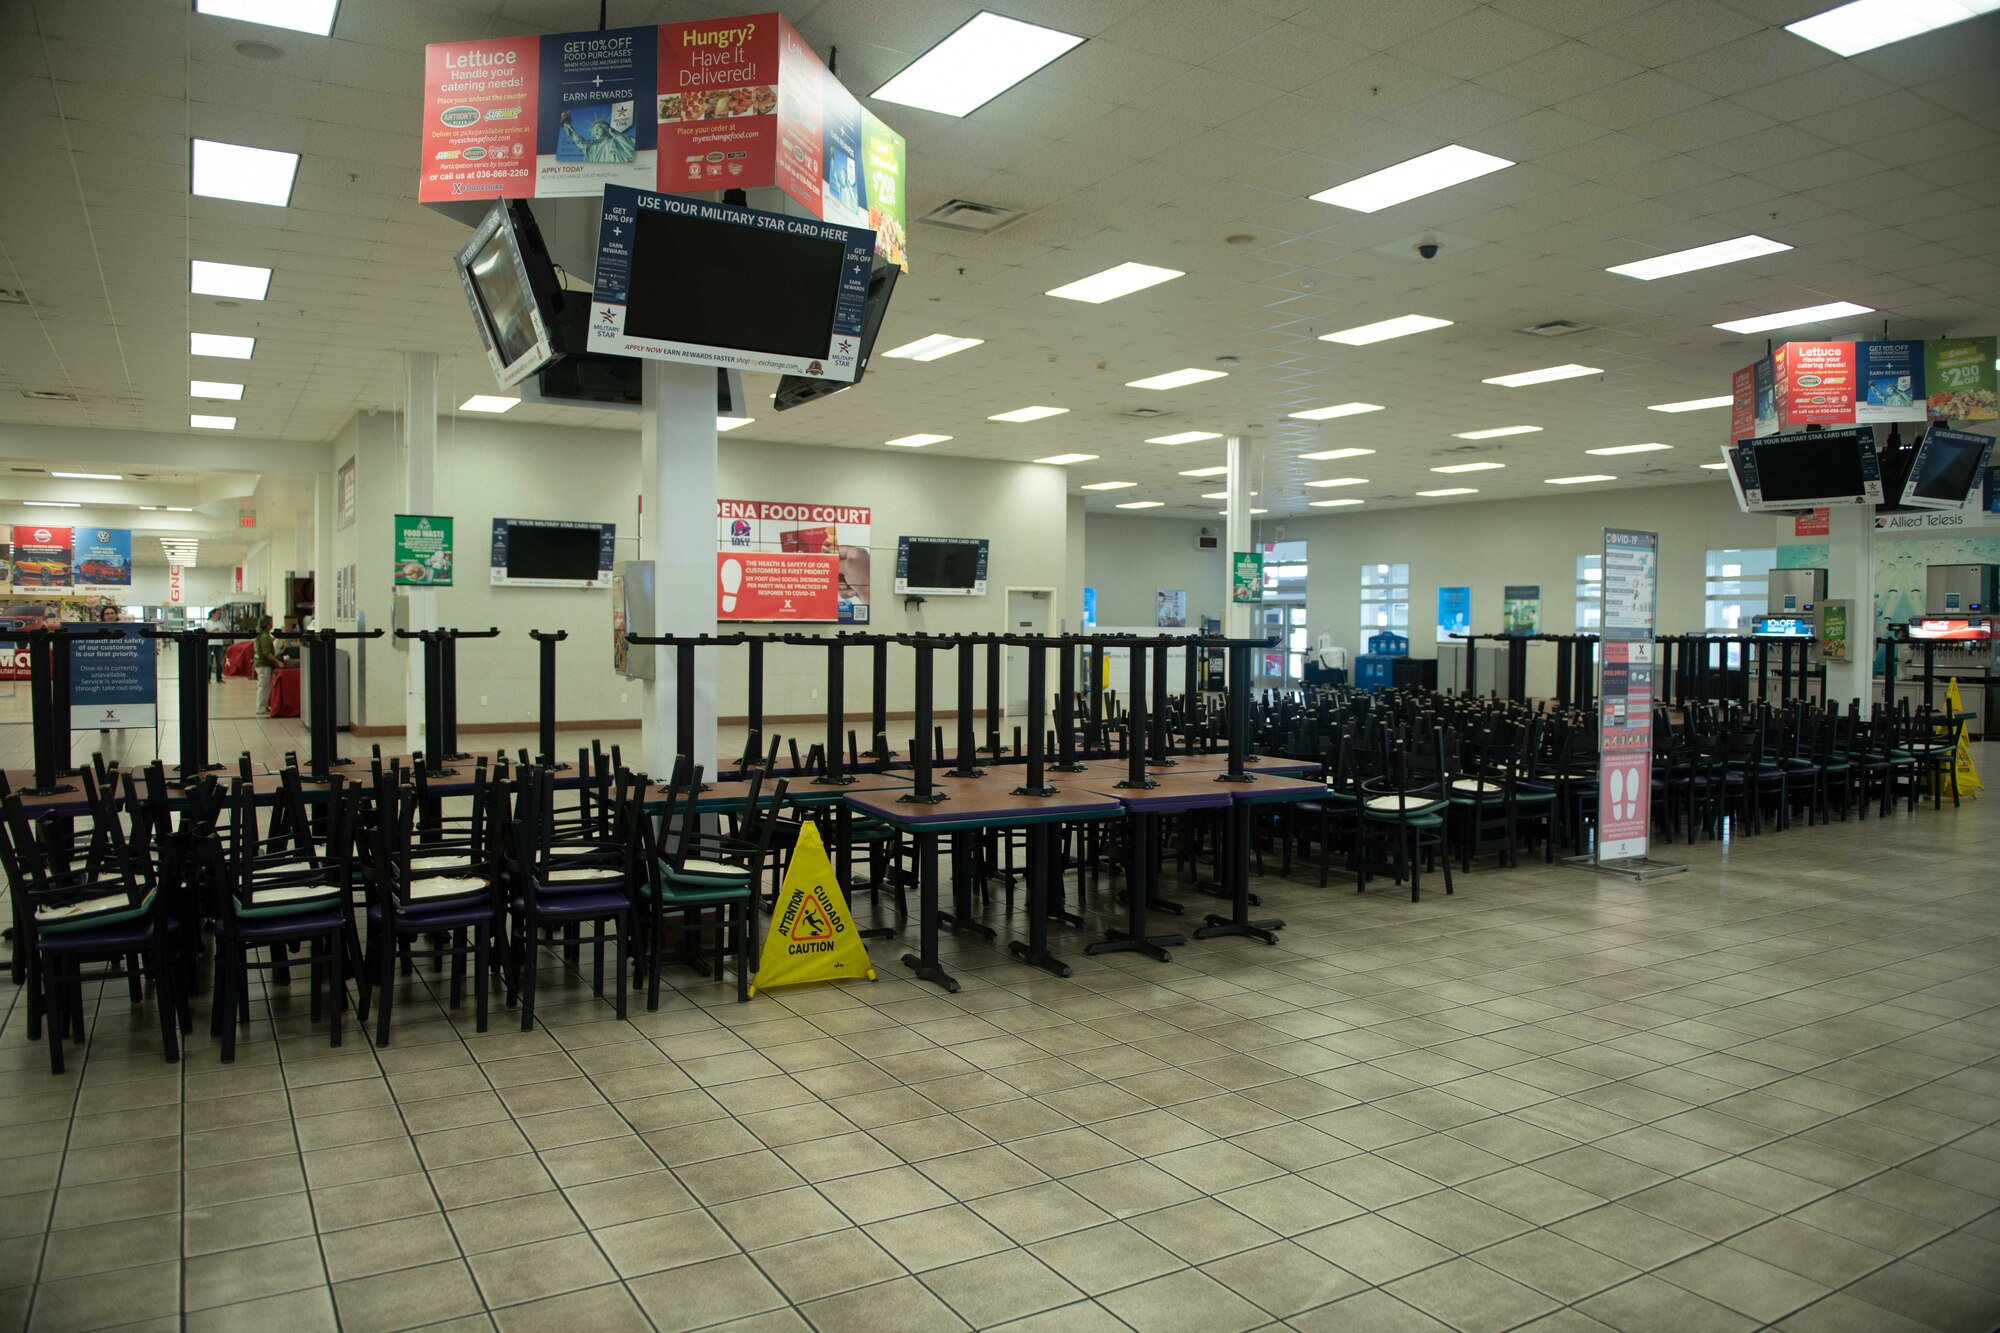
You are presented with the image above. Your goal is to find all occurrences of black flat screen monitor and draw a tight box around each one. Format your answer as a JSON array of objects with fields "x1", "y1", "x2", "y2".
[
  {"x1": 454, "y1": 201, "x2": 564, "y2": 389},
  {"x1": 773, "y1": 263, "x2": 900, "y2": 411},
  {"x1": 1900, "y1": 426, "x2": 1993, "y2": 510},
  {"x1": 1730, "y1": 427, "x2": 1881, "y2": 511},
  {"x1": 906, "y1": 541, "x2": 978, "y2": 590},
  {"x1": 623, "y1": 209, "x2": 847, "y2": 360},
  {"x1": 506, "y1": 525, "x2": 601, "y2": 583}
]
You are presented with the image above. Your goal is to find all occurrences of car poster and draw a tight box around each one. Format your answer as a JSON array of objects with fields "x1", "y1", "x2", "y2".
[
  {"x1": 74, "y1": 528, "x2": 132, "y2": 588},
  {"x1": 11, "y1": 525, "x2": 73, "y2": 593}
]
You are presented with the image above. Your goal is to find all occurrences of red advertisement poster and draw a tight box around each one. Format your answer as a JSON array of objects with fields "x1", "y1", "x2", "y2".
[
  {"x1": 718, "y1": 551, "x2": 837, "y2": 622},
  {"x1": 772, "y1": 16, "x2": 825, "y2": 213},
  {"x1": 1596, "y1": 641, "x2": 1653, "y2": 862},
  {"x1": 1730, "y1": 364, "x2": 1756, "y2": 443},
  {"x1": 420, "y1": 36, "x2": 540, "y2": 203},
  {"x1": 657, "y1": 16, "x2": 780, "y2": 192},
  {"x1": 1774, "y1": 341, "x2": 1857, "y2": 425},
  {"x1": 1794, "y1": 508, "x2": 1830, "y2": 537},
  {"x1": 11, "y1": 525, "x2": 73, "y2": 592}
]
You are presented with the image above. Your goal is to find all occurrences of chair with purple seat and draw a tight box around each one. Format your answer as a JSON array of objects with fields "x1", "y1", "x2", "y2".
[{"x1": 503, "y1": 765, "x2": 634, "y2": 1030}]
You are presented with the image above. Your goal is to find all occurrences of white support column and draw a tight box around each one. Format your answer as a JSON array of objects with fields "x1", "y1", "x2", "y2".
[
  {"x1": 313, "y1": 470, "x2": 334, "y2": 626},
  {"x1": 1825, "y1": 502, "x2": 1876, "y2": 712},
  {"x1": 640, "y1": 359, "x2": 718, "y2": 779},
  {"x1": 403, "y1": 352, "x2": 438, "y2": 756},
  {"x1": 1224, "y1": 434, "x2": 1251, "y2": 641}
]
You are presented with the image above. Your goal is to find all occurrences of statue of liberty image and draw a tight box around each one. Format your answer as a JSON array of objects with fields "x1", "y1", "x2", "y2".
[{"x1": 559, "y1": 108, "x2": 636, "y2": 164}]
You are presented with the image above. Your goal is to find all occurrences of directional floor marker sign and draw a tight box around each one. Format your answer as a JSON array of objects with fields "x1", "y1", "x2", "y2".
[{"x1": 749, "y1": 819, "x2": 875, "y2": 996}]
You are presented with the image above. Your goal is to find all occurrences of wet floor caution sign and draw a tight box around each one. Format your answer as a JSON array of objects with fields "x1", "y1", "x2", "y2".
[
  {"x1": 748, "y1": 819, "x2": 876, "y2": 997},
  {"x1": 1946, "y1": 679, "x2": 1981, "y2": 796}
]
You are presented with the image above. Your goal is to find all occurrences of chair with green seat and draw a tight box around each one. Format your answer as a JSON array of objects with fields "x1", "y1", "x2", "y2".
[
  {"x1": 1905, "y1": 709, "x2": 1963, "y2": 810},
  {"x1": 1286, "y1": 736, "x2": 1361, "y2": 887},
  {"x1": 1357, "y1": 729, "x2": 1454, "y2": 903},
  {"x1": 638, "y1": 764, "x2": 783, "y2": 1007}
]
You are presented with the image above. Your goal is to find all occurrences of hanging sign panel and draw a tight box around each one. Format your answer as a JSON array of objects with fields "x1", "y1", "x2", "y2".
[
  {"x1": 70, "y1": 625, "x2": 156, "y2": 731},
  {"x1": 716, "y1": 499, "x2": 870, "y2": 624},
  {"x1": 11, "y1": 526, "x2": 73, "y2": 594},
  {"x1": 1599, "y1": 529, "x2": 1657, "y2": 641},
  {"x1": 1596, "y1": 529, "x2": 1657, "y2": 865},
  {"x1": 537, "y1": 26, "x2": 657, "y2": 197}
]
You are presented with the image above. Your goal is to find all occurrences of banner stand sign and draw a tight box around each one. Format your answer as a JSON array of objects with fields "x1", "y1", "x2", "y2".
[{"x1": 1565, "y1": 528, "x2": 1686, "y2": 883}]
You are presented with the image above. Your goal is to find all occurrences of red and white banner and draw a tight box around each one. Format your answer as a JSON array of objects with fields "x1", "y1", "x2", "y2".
[
  {"x1": 717, "y1": 551, "x2": 836, "y2": 622},
  {"x1": 1772, "y1": 341, "x2": 1858, "y2": 426},
  {"x1": 167, "y1": 565, "x2": 184, "y2": 606}
]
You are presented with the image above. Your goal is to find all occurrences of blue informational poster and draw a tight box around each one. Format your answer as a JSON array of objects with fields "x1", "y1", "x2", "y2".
[
  {"x1": 1082, "y1": 586, "x2": 1097, "y2": 630},
  {"x1": 1435, "y1": 586, "x2": 1470, "y2": 643},
  {"x1": 818, "y1": 62, "x2": 866, "y2": 229},
  {"x1": 69, "y1": 624, "x2": 156, "y2": 730},
  {"x1": 535, "y1": 26, "x2": 657, "y2": 196},
  {"x1": 1857, "y1": 341, "x2": 1926, "y2": 423},
  {"x1": 73, "y1": 528, "x2": 132, "y2": 588}
]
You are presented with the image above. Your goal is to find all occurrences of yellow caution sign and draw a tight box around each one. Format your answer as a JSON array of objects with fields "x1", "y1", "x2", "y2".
[
  {"x1": 1945, "y1": 679, "x2": 1982, "y2": 796},
  {"x1": 749, "y1": 819, "x2": 875, "y2": 996}
]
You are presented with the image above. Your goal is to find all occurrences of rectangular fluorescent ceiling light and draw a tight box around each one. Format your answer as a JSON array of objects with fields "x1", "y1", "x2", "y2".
[
  {"x1": 191, "y1": 139, "x2": 299, "y2": 207},
  {"x1": 1320, "y1": 314, "x2": 1453, "y2": 345},
  {"x1": 989, "y1": 405, "x2": 1068, "y2": 421},
  {"x1": 190, "y1": 260, "x2": 271, "y2": 300},
  {"x1": 1219, "y1": 509, "x2": 1268, "y2": 515},
  {"x1": 51, "y1": 471, "x2": 122, "y2": 480},
  {"x1": 1115, "y1": 501, "x2": 1163, "y2": 509},
  {"x1": 882, "y1": 333, "x2": 984, "y2": 361},
  {"x1": 1713, "y1": 301, "x2": 1873, "y2": 334},
  {"x1": 1046, "y1": 262, "x2": 1184, "y2": 304},
  {"x1": 1699, "y1": 461, "x2": 1731, "y2": 470},
  {"x1": 166, "y1": 507, "x2": 195, "y2": 512},
  {"x1": 1433, "y1": 461, "x2": 1505, "y2": 473},
  {"x1": 871, "y1": 11, "x2": 1085, "y2": 118},
  {"x1": 1649, "y1": 395, "x2": 1734, "y2": 413},
  {"x1": 190, "y1": 414, "x2": 236, "y2": 430},
  {"x1": 1787, "y1": 0, "x2": 2000, "y2": 56},
  {"x1": 1586, "y1": 443, "x2": 1672, "y2": 456},
  {"x1": 458, "y1": 395, "x2": 517, "y2": 413},
  {"x1": 1081, "y1": 481, "x2": 1137, "y2": 490},
  {"x1": 23, "y1": 501, "x2": 79, "y2": 508},
  {"x1": 190, "y1": 332, "x2": 254, "y2": 359},
  {"x1": 190, "y1": 380, "x2": 244, "y2": 400},
  {"x1": 1201, "y1": 491, "x2": 1257, "y2": 500},
  {"x1": 1483, "y1": 364, "x2": 1601, "y2": 387},
  {"x1": 1179, "y1": 466, "x2": 1228, "y2": 477},
  {"x1": 1310, "y1": 145, "x2": 1514, "y2": 213},
  {"x1": 1126, "y1": 368, "x2": 1227, "y2": 390},
  {"x1": 1417, "y1": 488, "x2": 1478, "y2": 497},
  {"x1": 886, "y1": 433, "x2": 950, "y2": 447},
  {"x1": 1290, "y1": 402, "x2": 1383, "y2": 421},
  {"x1": 1300, "y1": 447, "x2": 1374, "y2": 460},
  {"x1": 1035, "y1": 453, "x2": 1097, "y2": 465},
  {"x1": 1309, "y1": 498, "x2": 1365, "y2": 507},
  {"x1": 1303, "y1": 477, "x2": 1368, "y2": 488},
  {"x1": 1454, "y1": 426, "x2": 1540, "y2": 440},
  {"x1": 1606, "y1": 235, "x2": 1791, "y2": 280},
  {"x1": 1147, "y1": 431, "x2": 1222, "y2": 445},
  {"x1": 716, "y1": 416, "x2": 755, "y2": 432},
  {"x1": 1546, "y1": 474, "x2": 1616, "y2": 484},
  {"x1": 195, "y1": 0, "x2": 339, "y2": 35}
]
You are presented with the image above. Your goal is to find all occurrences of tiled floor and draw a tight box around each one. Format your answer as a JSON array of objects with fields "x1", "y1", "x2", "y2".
[{"x1": 1, "y1": 729, "x2": 1997, "y2": 1332}]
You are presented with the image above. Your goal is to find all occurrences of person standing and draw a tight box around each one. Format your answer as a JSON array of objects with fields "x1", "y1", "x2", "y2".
[
  {"x1": 206, "y1": 606, "x2": 228, "y2": 682},
  {"x1": 253, "y1": 614, "x2": 278, "y2": 716}
]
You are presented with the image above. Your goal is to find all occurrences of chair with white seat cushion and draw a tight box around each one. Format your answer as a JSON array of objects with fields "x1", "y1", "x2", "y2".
[{"x1": 1356, "y1": 730, "x2": 1453, "y2": 903}]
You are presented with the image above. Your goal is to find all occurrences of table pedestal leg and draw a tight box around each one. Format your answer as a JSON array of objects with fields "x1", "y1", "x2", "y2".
[
  {"x1": 900, "y1": 830, "x2": 958, "y2": 993},
  {"x1": 1089, "y1": 810, "x2": 1184, "y2": 962},
  {"x1": 1194, "y1": 800, "x2": 1284, "y2": 945},
  {"x1": 1008, "y1": 824, "x2": 1071, "y2": 977},
  {"x1": 938, "y1": 830, "x2": 996, "y2": 940},
  {"x1": 838, "y1": 803, "x2": 898, "y2": 941}
]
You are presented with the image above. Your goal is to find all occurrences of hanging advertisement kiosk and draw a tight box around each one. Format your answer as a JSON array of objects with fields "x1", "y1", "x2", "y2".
[{"x1": 1567, "y1": 527, "x2": 1686, "y2": 881}]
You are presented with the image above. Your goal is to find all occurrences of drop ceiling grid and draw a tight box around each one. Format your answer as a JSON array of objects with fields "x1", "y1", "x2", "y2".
[{"x1": 0, "y1": 0, "x2": 1993, "y2": 521}]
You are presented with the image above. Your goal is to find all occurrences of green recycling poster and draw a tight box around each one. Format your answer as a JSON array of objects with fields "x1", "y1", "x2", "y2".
[
  {"x1": 394, "y1": 514, "x2": 454, "y2": 586},
  {"x1": 1231, "y1": 551, "x2": 1263, "y2": 603}
]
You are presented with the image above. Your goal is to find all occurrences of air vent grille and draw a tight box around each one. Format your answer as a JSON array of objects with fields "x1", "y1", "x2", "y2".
[
  {"x1": 916, "y1": 199, "x2": 1025, "y2": 234},
  {"x1": 1518, "y1": 319, "x2": 1594, "y2": 338}
]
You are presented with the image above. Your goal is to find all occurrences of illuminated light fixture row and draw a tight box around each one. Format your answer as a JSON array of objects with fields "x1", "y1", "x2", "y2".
[{"x1": 1311, "y1": 145, "x2": 1513, "y2": 213}]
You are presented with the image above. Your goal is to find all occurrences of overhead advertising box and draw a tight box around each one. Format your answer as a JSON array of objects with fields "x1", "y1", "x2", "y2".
[
  {"x1": 588, "y1": 186, "x2": 873, "y2": 381},
  {"x1": 421, "y1": 14, "x2": 907, "y2": 272},
  {"x1": 1731, "y1": 336, "x2": 1992, "y2": 434},
  {"x1": 716, "y1": 499, "x2": 870, "y2": 624},
  {"x1": 1925, "y1": 336, "x2": 1998, "y2": 421},
  {"x1": 1771, "y1": 341, "x2": 1855, "y2": 426}
]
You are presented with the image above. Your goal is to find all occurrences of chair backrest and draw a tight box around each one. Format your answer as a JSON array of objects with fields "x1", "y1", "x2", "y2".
[{"x1": 666, "y1": 764, "x2": 709, "y2": 873}]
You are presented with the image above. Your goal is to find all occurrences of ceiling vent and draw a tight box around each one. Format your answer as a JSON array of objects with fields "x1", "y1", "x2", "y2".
[
  {"x1": 0, "y1": 289, "x2": 26, "y2": 304},
  {"x1": 1119, "y1": 406, "x2": 1171, "y2": 418},
  {"x1": 21, "y1": 389, "x2": 76, "y2": 402},
  {"x1": 1518, "y1": 319, "x2": 1594, "y2": 338},
  {"x1": 916, "y1": 199, "x2": 1025, "y2": 235}
]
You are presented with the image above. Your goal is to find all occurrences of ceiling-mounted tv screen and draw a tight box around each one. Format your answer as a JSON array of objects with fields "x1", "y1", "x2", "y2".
[
  {"x1": 1727, "y1": 427, "x2": 1881, "y2": 511},
  {"x1": 773, "y1": 263, "x2": 900, "y2": 412},
  {"x1": 1899, "y1": 425, "x2": 1993, "y2": 510},
  {"x1": 454, "y1": 201, "x2": 565, "y2": 389},
  {"x1": 587, "y1": 187, "x2": 875, "y2": 381},
  {"x1": 490, "y1": 518, "x2": 616, "y2": 589},
  {"x1": 894, "y1": 536, "x2": 988, "y2": 596}
]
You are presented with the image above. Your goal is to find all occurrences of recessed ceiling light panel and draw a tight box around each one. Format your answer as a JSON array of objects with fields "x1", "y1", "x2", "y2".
[
  {"x1": 989, "y1": 405, "x2": 1069, "y2": 422},
  {"x1": 1046, "y1": 262, "x2": 1183, "y2": 304},
  {"x1": 190, "y1": 332, "x2": 255, "y2": 359},
  {"x1": 1586, "y1": 443, "x2": 1672, "y2": 456},
  {"x1": 1300, "y1": 447, "x2": 1375, "y2": 460},
  {"x1": 1147, "y1": 431, "x2": 1222, "y2": 445},
  {"x1": 1310, "y1": 144, "x2": 1513, "y2": 213},
  {"x1": 882, "y1": 333, "x2": 984, "y2": 361},
  {"x1": 190, "y1": 380, "x2": 245, "y2": 400},
  {"x1": 1546, "y1": 474, "x2": 1616, "y2": 484},
  {"x1": 885, "y1": 433, "x2": 951, "y2": 447},
  {"x1": 1320, "y1": 314, "x2": 1453, "y2": 345},
  {"x1": 1289, "y1": 403, "x2": 1383, "y2": 421},
  {"x1": 190, "y1": 260, "x2": 272, "y2": 300},
  {"x1": 872, "y1": 11, "x2": 1084, "y2": 117},
  {"x1": 458, "y1": 395, "x2": 518, "y2": 413},
  {"x1": 1125, "y1": 368, "x2": 1227, "y2": 391},
  {"x1": 1453, "y1": 426, "x2": 1540, "y2": 439},
  {"x1": 1433, "y1": 461, "x2": 1505, "y2": 473},
  {"x1": 191, "y1": 138, "x2": 300, "y2": 207},
  {"x1": 1081, "y1": 481, "x2": 1137, "y2": 491},
  {"x1": 1035, "y1": 453, "x2": 1097, "y2": 465},
  {"x1": 1114, "y1": 500, "x2": 1164, "y2": 509},
  {"x1": 1483, "y1": 364, "x2": 1601, "y2": 387},
  {"x1": 1787, "y1": 0, "x2": 2000, "y2": 56},
  {"x1": 1606, "y1": 235, "x2": 1791, "y2": 280},
  {"x1": 1648, "y1": 396, "x2": 1735, "y2": 413},
  {"x1": 189, "y1": 414, "x2": 237, "y2": 430},
  {"x1": 1712, "y1": 301, "x2": 1873, "y2": 334},
  {"x1": 196, "y1": 0, "x2": 338, "y2": 35}
]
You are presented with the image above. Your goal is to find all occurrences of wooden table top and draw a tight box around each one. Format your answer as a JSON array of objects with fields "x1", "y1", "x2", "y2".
[{"x1": 847, "y1": 770, "x2": 1124, "y2": 827}]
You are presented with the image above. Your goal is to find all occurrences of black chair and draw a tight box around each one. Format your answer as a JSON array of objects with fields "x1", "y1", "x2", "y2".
[
  {"x1": 1357, "y1": 731, "x2": 1454, "y2": 903},
  {"x1": 505, "y1": 766, "x2": 633, "y2": 1029},
  {"x1": 635, "y1": 765, "x2": 782, "y2": 1006}
]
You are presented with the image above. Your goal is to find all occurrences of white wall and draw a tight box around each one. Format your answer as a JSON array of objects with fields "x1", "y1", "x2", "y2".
[
  {"x1": 1084, "y1": 513, "x2": 1225, "y2": 629},
  {"x1": 329, "y1": 415, "x2": 1073, "y2": 733}
]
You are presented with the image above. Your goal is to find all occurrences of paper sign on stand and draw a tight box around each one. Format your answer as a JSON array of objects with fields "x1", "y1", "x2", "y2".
[
  {"x1": 69, "y1": 625, "x2": 156, "y2": 731},
  {"x1": 749, "y1": 820, "x2": 875, "y2": 996}
]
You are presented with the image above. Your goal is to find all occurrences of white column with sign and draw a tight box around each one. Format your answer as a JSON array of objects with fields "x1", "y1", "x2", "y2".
[
  {"x1": 640, "y1": 358, "x2": 718, "y2": 779},
  {"x1": 1824, "y1": 503, "x2": 1876, "y2": 710},
  {"x1": 1224, "y1": 435, "x2": 1251, "y2": 641},
  {"x1": 1580, "y1": 527, "x2": 1683, "y2": 877},
  {"x1": 404, "y1": 351, "x2": 438, "y2": 756}
]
